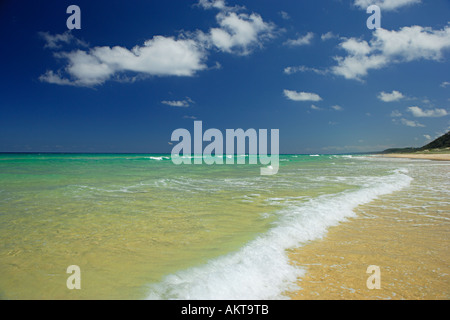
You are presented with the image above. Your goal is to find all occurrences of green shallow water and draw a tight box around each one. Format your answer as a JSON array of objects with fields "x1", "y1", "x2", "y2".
[{"x1": 0, "y1": 153, "x2": 417, "y2": 299}]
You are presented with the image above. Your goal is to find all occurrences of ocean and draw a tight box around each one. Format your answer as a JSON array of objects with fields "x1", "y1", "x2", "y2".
[{"x1": 0, "y1": 154, "x2": 448, "y2": 299}]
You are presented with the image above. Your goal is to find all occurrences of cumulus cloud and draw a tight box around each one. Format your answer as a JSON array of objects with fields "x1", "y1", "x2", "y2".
[
  {"x1": 283, "y1": 90, "x2": 322, "y2": 102},
  {"x1": 332, "y1": 49, "x2": 388, "y2": 80},
  {"x1": 195, "y1": 0, "x2": 276, "y2": 55},
  {"x1": 332, "y1": 25, "x2": 450, "y2": 80},
  {"x1": 197, "y1": 0, "x2": 229, "y2": 10},
  {"x1": 441, "y1": 81, "x2": 450, "y2": 88},
  {"x1": 354, "y1": 0, "x2": 421, "y2": 11},
  {"x1": 207, "y1": 11, "x2": 276, "y2": 55},
  {"x1": 40, "y1": 36, "x2": 207, "y2": 87},
  {"x1": 407, "y1": 106, "x2": 448, "y2": 117},
  {"x1": 378, "y1": 90, "x2": 404, "y2": 102},
  {"x1": 284, "y1": 32, "x2": 314, "y2": 46},
  {"x1": 40, "y1": 0, "x2": 277, "y2": 86}
]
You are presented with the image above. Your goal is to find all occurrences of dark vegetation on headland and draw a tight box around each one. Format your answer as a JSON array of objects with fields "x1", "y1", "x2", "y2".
[{"x1": 381, "y1": 131, "x2": 450, "y2": 154}]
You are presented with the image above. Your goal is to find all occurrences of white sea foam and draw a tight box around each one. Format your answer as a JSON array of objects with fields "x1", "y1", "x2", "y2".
[{"x1": 146, "y1": 169, "x2": 412, "y2": 300}]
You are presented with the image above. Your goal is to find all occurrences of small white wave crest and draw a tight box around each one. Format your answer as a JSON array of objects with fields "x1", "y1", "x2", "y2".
[{"x1": 146, "y1": 169, "x2": 412, "y2": 300}]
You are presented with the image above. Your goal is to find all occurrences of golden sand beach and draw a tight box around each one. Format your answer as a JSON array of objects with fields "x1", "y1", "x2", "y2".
[
  {"x1": 286, "y1": 171, "x2": 450, "y2": 300},
  {"x1": 382, "y1": 153, "x2": 450, "y2": 161}
]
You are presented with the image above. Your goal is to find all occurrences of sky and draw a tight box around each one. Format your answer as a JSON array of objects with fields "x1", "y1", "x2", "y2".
[{"x1": 0, "y1": 0, "x2": 449, "y2": 154}]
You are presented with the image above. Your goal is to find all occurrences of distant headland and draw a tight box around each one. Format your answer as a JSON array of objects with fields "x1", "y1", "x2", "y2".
[{"x1": 380, "y1": 131, "x2": 450, "y2": 161}]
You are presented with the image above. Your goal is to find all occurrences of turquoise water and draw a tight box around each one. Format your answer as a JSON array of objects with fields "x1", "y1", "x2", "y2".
[{"x1": 0, "y1": 153, "x2": 426, "y2": 299}]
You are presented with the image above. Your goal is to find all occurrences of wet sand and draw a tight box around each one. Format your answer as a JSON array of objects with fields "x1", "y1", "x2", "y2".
[
  {"x1": 382, "y1": 153, "x2": 450, "y2": 161},
  {"x1": 286, "y1": 196, "x2": 450, "y2": 300}
]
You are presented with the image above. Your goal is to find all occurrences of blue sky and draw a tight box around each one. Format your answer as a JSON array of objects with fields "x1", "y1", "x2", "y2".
[{"x1": 0, "y1": 0, "x2": 449, "y2": 153}]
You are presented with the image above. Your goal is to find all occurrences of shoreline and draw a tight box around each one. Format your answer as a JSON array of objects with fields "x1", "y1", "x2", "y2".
[
  {"x1": 286, "y1": 202, "x2": 449, "y2": 299},
  {"x1": 380, "y1": 153, "x2": 450, "y2": 161},
  {"x1": 285, "y1": 161, "x2": 450, "y2": 300}
]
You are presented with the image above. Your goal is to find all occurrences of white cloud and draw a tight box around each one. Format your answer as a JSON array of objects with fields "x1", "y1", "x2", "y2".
[
  {"x1": 39, "y1": 31, "x2": 88, "y2": 49},
  {"x1": 197, "y1": 0, "x2": 230, "y2": 11},
  {"x1": 279, "y1": 11, "x2": 290, "y2": 20},
  {"x1": 284, "y1": 32, "x2": 314, "y2": 46},
  {"x1": 399, "y1": 118, "x2": 425, "y2": 127},
  {"x1": 407, "y1": 106, "x2": 448, "y2": 118},
  {"x1": 321, "y1": 32, "x2": 338, "y2": 41},
  {"x1": 331, "y1": 105, "x2": 343, "y2": 111},
  {"x1": 196, "y1": 1, "x2": 276, "y2": 55},
  {"x1": 311, "y1": 104, "x2": 322, "y2": 110},
  {"x1": 283, "y1": 65, "x2": 328, "y2": 75},
  {"x1": 390, "y1": 110, "x2": 402, "y2": 117},
  {"x1": 41, "y1": 0, "x2": 277, "y2": 86},
  {"x1": 40, "y1": 36, "x2": 208, "y2": 87},
  {"x1": 441, "y1": 81, "x2": 450, "y2": 88},
  {"x1": 423, "y1": 134, "x2": 432, "y2": 140},
  {"x1": 373, "y1": 26, "x2": 450, "y2": 61},
  {"x1": 354, "y1": 0, "x2": 421, "y2": 11},
  {"x1": 283, "y1": 66, "x2": 295, "y2": 74},
  {"x1": 162, "y1": 97, "x2": 194, "y2": 108},
  {"x1": 39, "y1": 70, "x2": 80, "y2": 86},
  {"x1": 378, "y1": 90, "x2": 404, "y2": 102},
  {"x1": 332, "y1": 25, "x2": 450, "y2": 80},
  {"x1": 207, "y1": 11, "x2": 276, "y2": 55},
  {"x1": 283, "y1": 90, "x2": 322, "y2": 102},
  {"x1": 340, "y1": 38, "x2": 372, "y2": 56},
  {"x1": 162, "y1": 101, "x2": 189, "y2": 107},
  {"x1": 332, "y1": 52, "x2": 388, "y2": 80}
]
